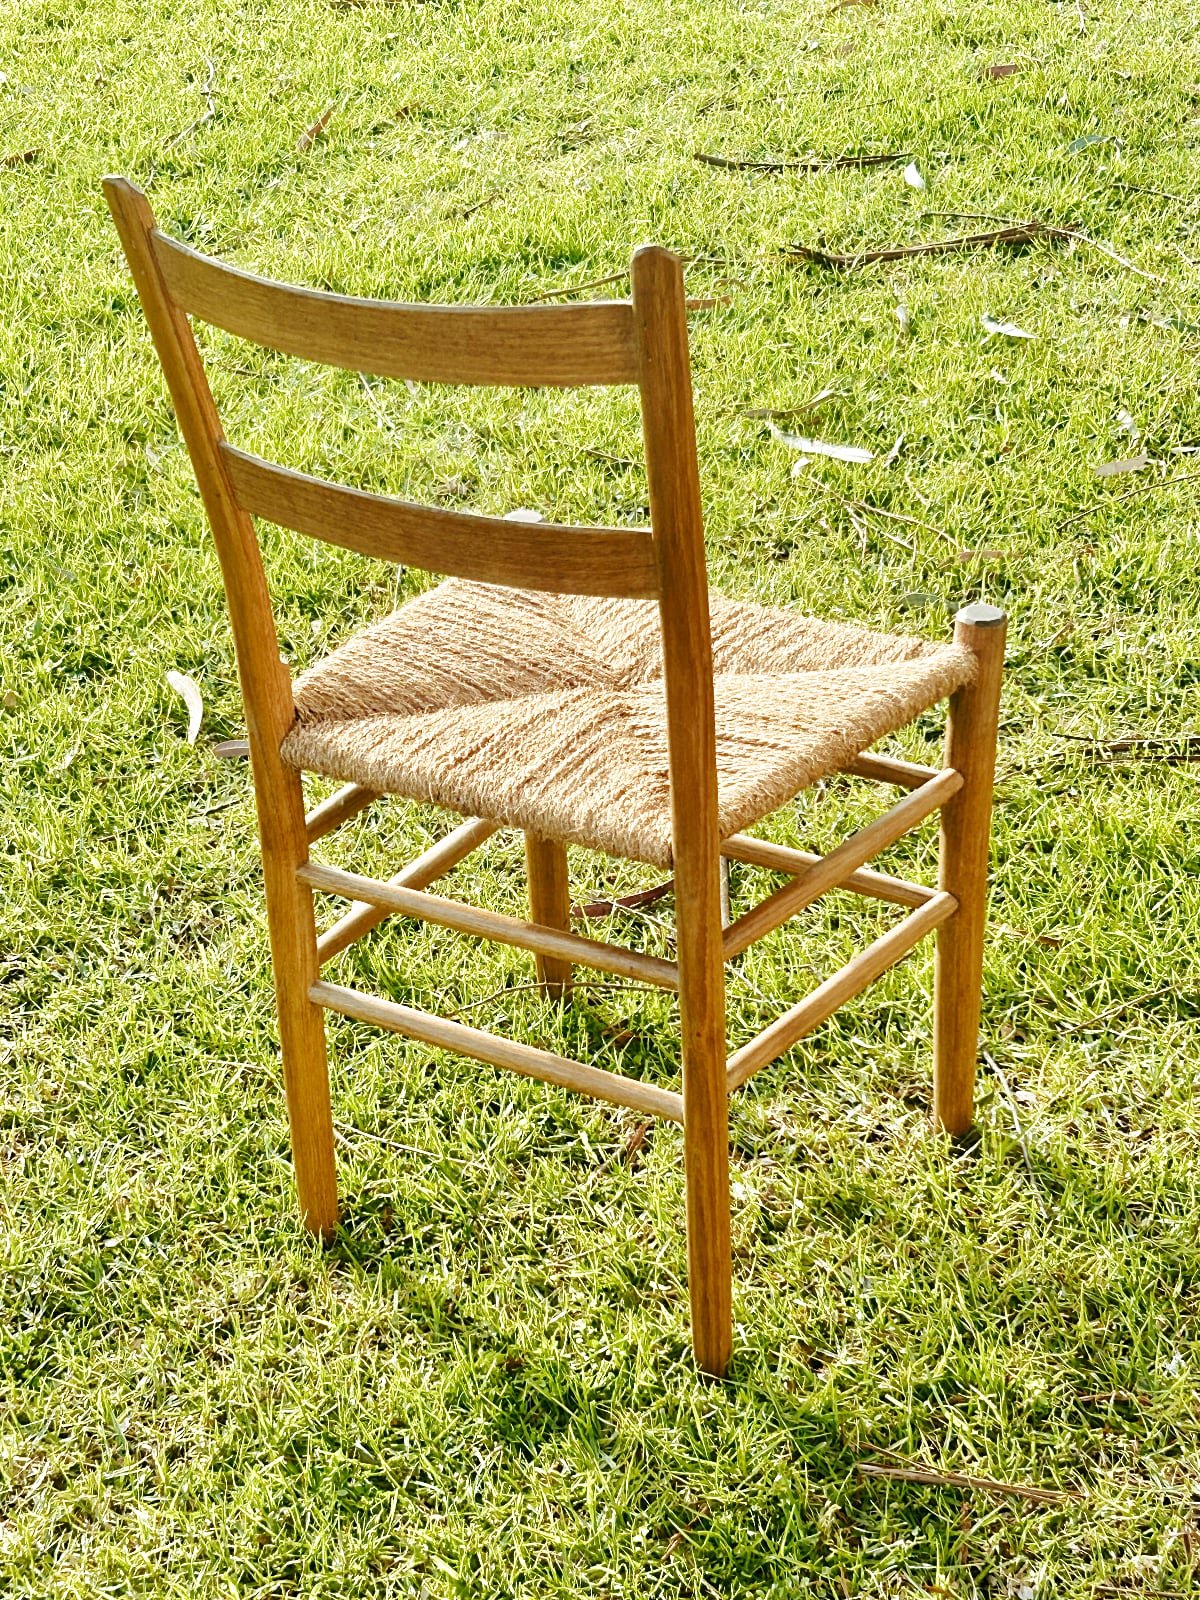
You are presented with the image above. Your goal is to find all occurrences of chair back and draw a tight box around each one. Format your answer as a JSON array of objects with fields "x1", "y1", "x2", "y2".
[{"x1": 102, "y1": 177, "x2": 718, "y2": 881}]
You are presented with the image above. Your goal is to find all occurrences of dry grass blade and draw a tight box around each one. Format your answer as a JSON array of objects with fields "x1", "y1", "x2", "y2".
[
  {"x1": 857, "y1": 1462, "x2": 1071, "y2": 1505},
  {"x1": 695, "y1": 149, "x2": 910, "y2": 173},
  {"x1": 529, "y1": 271, "x2": 628, "y2": 302},
  {"x1": 784, "y1": 223, "x2": 1048, "y2": 269},
  {"x1": 297, "y1": 101, "x2": 338, "y2": 152}
]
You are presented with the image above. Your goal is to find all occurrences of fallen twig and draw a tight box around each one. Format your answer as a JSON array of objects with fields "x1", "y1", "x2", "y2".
[
  {"x1": 573, "y1": 881, "x2": 674, "y2": 919},
  {"x1": 791, "y1": 208, "x2": 1167, "y2": 281},
  {"x1": 695, "y1": 149, "x2": 909, "y2": 174},
  {"x1": 165, "y1": 58, "x2": 217, "y2": 148},
  {"x1": 806, "y1": 477, "x2": 956, "y2": 548},
  {"x1": 462, "y1": 191, "x2": 503, "y2": 219},
  {"x1": 297, "y1": 101, "x2": 338, "y2": 152},
  {"x1": 1057, "y1": 467, "x2": 1200, "y2": 529},
  {"x1": 857, "y1": 1461, "x2": 1070, "y2": 1505},
  {"x1": 784, "y1": 223, "x2": 1048, "y2": 269}
]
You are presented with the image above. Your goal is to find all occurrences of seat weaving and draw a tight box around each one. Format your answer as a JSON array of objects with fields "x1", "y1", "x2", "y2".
[{"x1": 283, "y1": 580, "x2": 975, "y2": 867}]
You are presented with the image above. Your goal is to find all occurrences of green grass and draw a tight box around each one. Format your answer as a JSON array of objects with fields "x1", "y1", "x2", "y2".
[{"x1": 5, "y1": 0, "x2": 1200, "y2": 1591}]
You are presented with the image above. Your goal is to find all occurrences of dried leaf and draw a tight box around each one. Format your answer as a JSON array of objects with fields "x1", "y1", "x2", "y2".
[
  {"x1": 3, "y1": 148, "x2": 40, "y2": 167},
  {"x1": 903, "y1": 161, "x2": 926, "y2": 191},
  {"x1": 1117, "y1": 408, "x2": 1140, "y2": 444},
  {"x1": 768, "y1": 423, "x2": 874, "y2": 464},
  {"x1": 895, "y1": 301, "x2": 911, "y2": 333},
  {"x1": 502, "y1": 508, "x2": 545, "y2": 522},
  {"x1": 1093, "y1": 453, "x2": 1150, "y2": 477},
  {"x1": 982, "y1": 313, "x2": 1035, "y2": 340},
  {"x1": 166, "y1": 670, "x2": 204, "y2": 745},
  {"x1": 984, "y1": 63, "x2": 1020, "y2": 79},
  {"x1": 1067, "y1": 132, "x2": 1112, "y2": 153},
  {"x1": 213, "y1": 738, "x2": 250, "y2": 760},
  {"x1": 296, "y1": 102, "x2": 337, "y2": 151}
]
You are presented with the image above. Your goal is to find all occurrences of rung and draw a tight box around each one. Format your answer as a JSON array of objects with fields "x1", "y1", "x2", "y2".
[
  {"x1": 722, "y1": 767, "x2": 962, "y2": 959},
  {"x1": 305, "y1": 782, "x2": 380, "y2": 844},
  {"x1": 311, "y1": 980, "x2": 684, "y2": 1123},
  {"x1": 300, "y1": 860, "x2": 679, "y2": 991},
  {"x1": 317, "y1": 817, "x2": 500, "y2": 962},
  {"x1": 726, "y1": 891, "x2": 958, "y2": 1090},
  {"x1": 721, "y1": 834, "x2": 933, "y2": 910},
  {"x1": 844, "y1": 752, "x2": 941, "y2": 788}
]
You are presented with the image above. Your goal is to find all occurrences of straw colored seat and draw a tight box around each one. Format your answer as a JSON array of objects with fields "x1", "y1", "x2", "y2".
[
  {"x1": 106, "y1": 173, "x2": 1007, "y2": 1379},
  {"x1": 284, "y1": 581, "x2": 975, "y2": 867}
]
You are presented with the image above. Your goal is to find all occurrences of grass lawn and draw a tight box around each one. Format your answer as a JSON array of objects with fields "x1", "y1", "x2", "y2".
[{"x1": 5, "y1": 0, "x2": 1200, "y2": 1590}]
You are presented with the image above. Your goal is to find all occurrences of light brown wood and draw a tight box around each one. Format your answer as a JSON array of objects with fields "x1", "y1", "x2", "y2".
[
  {"x1": 103, "y1": 175, "x2": 338, "y2": 1236},
  {"x1": 632, "y1": 244, "x2": 731, "y2": 1377},
  {"x1": 844, "y1": 751, "x2": 941, "y2": 788},
  {"x1": 722, "y1": 768, "x2": 963, "y2": 959},
  {"x1": 152, "y1": 230, "x2": 638, "y2": 387},
  {"x1": 299, "y1": 860, "x2": 680, "y2": 991},
  {"x1": 305, "y1": 782, "x2": 379, "y2": 844},
  {"x1": 311, "y1": 981, "x2": 684, "y2": 1122},
  {"x1": 934, "y1": 604, "x2": 1006, "y2": 1134},
  {"x1": 721, "y1": 834, "x2": 934, "y2": 910},
  {"x1": 221, "y1": 445, "x2": 659, "y2": 600},
  {"x1": 317, "y1": 817, "x2": 500, "y2": 963},
  {"x1": 525, "y1": 835, "x2": 573, "y2": 998},
  {"x1": 726, "y1": 891, "x2": 958, "y2": 1090},
  {"x1": 110, "y1": 172, "x2": 1008, "y2": 1377}
]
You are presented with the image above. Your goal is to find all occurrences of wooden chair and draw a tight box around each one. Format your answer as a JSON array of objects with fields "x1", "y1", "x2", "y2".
[{"x1": 104, "y1": 175, "x2": 1005, "y2": 1377}]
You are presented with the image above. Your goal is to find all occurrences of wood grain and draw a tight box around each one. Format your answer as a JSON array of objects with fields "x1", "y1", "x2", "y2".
[
  {"x1": 726, "y1": 892, "x2": 957, "y2": 1090},
  {"x1": 300, "y1": 860, "x2": 679, "y2": 990},
  {"x1": 720, "y1": 833, "x2": 934, "y2": 909},
  {"x1": 312, "y1": 981, "x2": 684, "y2": 1122},
  {"x1": 525, "y1": 835, "x2": 573, "y2": 998},
  {"x1": 934, "y1": 604, "x2": 1006, "y2": 1133},
  {"x1": 632, "y1": 244, "x2": 731, "y2": 1377},
  {"x1": 305, "y1": 781, "x2": 379, "y2": 843},
  {"x1": 316, "y1": 817, "x2": 499, "y2": 963},
  {"x1": 722, "y1": 769, "x2": 962, "y2": 958},
  {"x1": 103, "y1": 175, "x2": 338, "y2": 1236},
  {"x1": 152, "y1": 229, "x2": 638, "y2": 387},
  {"x1": 221, "y1": 444, "x2": 659, "y2": 599}
]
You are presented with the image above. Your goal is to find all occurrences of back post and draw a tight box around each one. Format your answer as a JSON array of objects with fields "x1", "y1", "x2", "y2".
[
  {"x1": 102, "y1": 178, "x2": 337, "y2": 1233},
  {"x1": 630, "y1": 246, "x2": 732, "y2": 1376}
]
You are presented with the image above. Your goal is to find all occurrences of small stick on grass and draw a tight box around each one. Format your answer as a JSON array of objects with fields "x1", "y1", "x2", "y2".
[
  {"x1": 695, "y1": 149, "x2": 910, "y2": 174},
  {"x1": 785, "y1": 224, "x2": 1048, "y2": 269},
  {"x1": 297, "y1": 101, "x2": 338, "y2": 152},
  {"x1": 857, "y1": 1462, "x2": 1071, "y2": 1505},
  {"x1": 573, "y1": 881, "x2": 675, "y2": 919}
]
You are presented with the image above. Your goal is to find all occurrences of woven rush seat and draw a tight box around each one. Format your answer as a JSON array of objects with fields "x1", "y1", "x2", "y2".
[{"x1": 283, "y1": 579, "x2": 976, "y2": 867}]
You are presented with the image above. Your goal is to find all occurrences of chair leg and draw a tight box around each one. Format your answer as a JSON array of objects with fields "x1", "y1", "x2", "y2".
[
  {"x1": 259, "y1": 764, "x2": 338, "y2": 1235},
  {"x1": 676, "y1": 850, "x2": 732, "y2": 1377},
  {"x1": 934, "y1": 603, "x2": 1007, "y2": 1135},
  {"x1": 525, "y1": 833, "x2": 573, "y2": 999}
]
